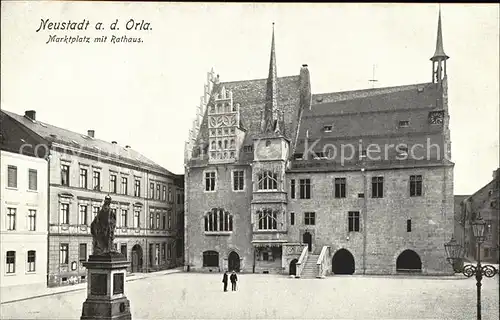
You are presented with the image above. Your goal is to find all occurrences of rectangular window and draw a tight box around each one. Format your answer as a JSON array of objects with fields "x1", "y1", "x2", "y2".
[
  {"x1": 167, "y1": 211, "x2": 172, "y2": 229},
  {"x1": 154, "y1": 184, "x2": 159, "y2": 200},
  {"x1": 155, "y1": 244, "x2": 160, "y2": 265},
  {"x1": 28, "y1": 169, "x2": 37, "y2": 191},
  {"x1": 79, "y1": 243, "x2": 87, "y2": 262},
  {"x1": 121, "y1": 209, "x2": 128, "y2": 227},
  {"x1": 79, "y1": 205, "x2": 88, "y2": 225},
  {"x1": 121, "y1": 177, "x2": 128, "y2": 195},
  {"x1": 79, "y1": 168, "x2": 88, "y2": 189},
  {"x1": 299, "y1": 179, "x2": 311, "y2": 199},
  {"x1": 358, "y1": 193, "x2": 365, "y2": 198},
  {"x1": 60, "y1": 244, "x2": 69, "y2": 265},
  {"x1": 162, "y1": 185, "x2": 167, "y2": 201},
  {"x1": 233, "y1": 170, "x2": 245, "y2": 191},
  {"x1": 323, "y1": 125, "x2": 333, "y2": 132},
  {"x1": 348, "y1": 211, "x2": 360, "y2": 232},
  {"x1": 304, "y1": 212, "x2": 315, "y2": 225},
  {"x1": 60, "y1": 203, "x2": 69, "y2": 224},
  {"x1": 92, "y1": 206, "x2": 99, "y2": 221},
  {"x1": 6, "y1": 251, "x2": 15, "y2": 273},
  {"x1": 161, "y1": 243, "x2": 166, "y2": 262},
  {"x1": 168, "y1": 185, "x2": 173, "y2": 202},
  {"x1": 334, "y1": 178, "x2": 346, "y2": 198},
  {"x1": 399, "y1": 120, "x2": 410, "y2": 128},
  {"x1": 205, "y1": 171, "x2": 216, "y2": 191},
  {"x1": 409, "y1": 175, "x2": 423, "y2": 197},
  {"x1": 262, "y1": 252, "x2": 269, "y2": 261},
  {"x1": 176, "y1": 240, "x2": 182, "y2": 258},
  {"x1": 371, "y1": 177, "x2": 384, "y2": 198},
  {"x1": 149, "y1": 210, "x2": 154, "y2": 229},
  {"x1": 110, "y1": 174, "x2": 117, "y2": 193},
  {"x1": 407, "y1": 219, "x2": 412, "y2": 232},
  {"x1": 290, "y1": 179, "x2": 296, "y2": 199},
  {"x1": 161, "y1": 211, "x2": 166, "y2": 230},
  {"x1": 93, "y1": 171, "x2": 101, "y2": 190},
  {"x1": 61, "y1": 165, "x2": 70, "y2": 186},
  {"x1": 167, "y1": 243, "x2": 172, "y2": 259},
  {"x1": 149, "y1": 244, "x2": 154, "y2": 266},
  {"x1": 28, "y1": 209, "x2": 36, "y2": 231},
  {"x1": 149, "y1": 182, "x2": 154, "y2": 199},
  {"x1": 290, "y1": 212, "x2": 295, "y2": 225},
  {"x1": 7, "y1": 165, "x2": 17, "y2": 188},
  {"x1": 134, "y1": 179, "x2": 141, "y2": 197},
  {"x1": 134, "y1": 210, "x2": 140, "y2": 228},
  {"x1": 156, "y1": 212, "x2": 161, "y2": 230},
  {"x1": 27, "y1": 250, "x2": 36, "y2": 272},
  {"x1": 120, "y1": 244, "x2": 127, "y2": 259},
  {"x1": 7, "y1": 208, "x2": 16, "y2": 230}
]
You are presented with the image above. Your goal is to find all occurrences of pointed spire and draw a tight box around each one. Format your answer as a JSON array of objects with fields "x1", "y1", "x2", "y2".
[
  {"x1": 430, "y1": 7, "x2": 449, "y2": 61},
  {"x1": 263, "y1": 23, "x2": 278, "y2": 133}
]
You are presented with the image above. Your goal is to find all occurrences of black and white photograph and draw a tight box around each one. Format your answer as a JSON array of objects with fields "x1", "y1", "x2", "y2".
[{"x1": 0, "y1": 2, "x2": 499, "y2": 319}]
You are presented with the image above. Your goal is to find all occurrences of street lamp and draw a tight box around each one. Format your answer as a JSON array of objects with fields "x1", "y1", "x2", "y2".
[{"x1": 444, "y1": 215, "x2": 499, "y2": 320}]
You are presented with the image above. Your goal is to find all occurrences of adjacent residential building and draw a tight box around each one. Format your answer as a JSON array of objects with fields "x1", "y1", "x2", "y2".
[
  {"x1": 184, "y1": 12, "x2": 455, "y2": 276},
  {"x1": 1, "y1": 109, "x2": 184, "y2": 287},
  {"x1": 457, "y1": 169, "x2": 499, "y2": 263},
  {"x1": 0, "y1": 112, "x2": 48, "y2": 293}
]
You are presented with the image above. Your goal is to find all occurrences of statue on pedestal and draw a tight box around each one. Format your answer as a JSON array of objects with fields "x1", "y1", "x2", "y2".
[{"x1": 90, "y1": 196, "x2": 117, "y2": 255}]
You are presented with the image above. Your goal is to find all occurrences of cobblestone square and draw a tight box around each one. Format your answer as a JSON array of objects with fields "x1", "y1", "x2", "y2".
[{"x1": 1, "y1": 273, "x2": 499, "y2": 320}]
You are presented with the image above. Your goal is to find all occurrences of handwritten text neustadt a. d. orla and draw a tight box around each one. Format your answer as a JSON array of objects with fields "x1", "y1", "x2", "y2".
[{"x1": 36, "y1": 18, "x2": 151, "y2": 44}]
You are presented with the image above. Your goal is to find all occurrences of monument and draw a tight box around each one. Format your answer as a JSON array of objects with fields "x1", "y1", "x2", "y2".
[{"x1": 81, "y1": 196, "x2": 132, "y2": 320}]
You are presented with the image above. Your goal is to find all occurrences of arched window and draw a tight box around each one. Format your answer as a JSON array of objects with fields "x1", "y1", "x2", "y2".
[
  {"x1": 211, "y1": 141, "x2": 216, "y2": 150},
  {"x1": 202, "y1": 251, "x2": 219, "y2": 267},
  {"x1": 218, "y1": 141, "x2": 222, "y2": 150},
  {"x1": 257, "y1": 209, "x2": 278, "y2": 230},
  {"x1": 230, "y1": 139, "x2": 235, "y2": 149},
  {"x1": 224, "y1": 140, "x2": 228, "y2": 149},
  {"x1": 204, "y1": 208, "x2": 233, "y2": 232},
  {"x1": 258, "y1": 171, "x2": 278, "y2": 190},
  {"x1": 225, "y1": 103, "x2": 230, "y2": 112}
]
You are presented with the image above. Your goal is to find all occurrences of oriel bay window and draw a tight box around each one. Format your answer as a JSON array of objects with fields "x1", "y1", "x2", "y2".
[
  {"x1": 258, "y1": 209, "x2": 278, "y2": 230},
  {"x1": 258, "y1": 171, "x2": 278, "y2": 190},
  {"x1": 204, "y1": 208, "x2": 233, "y2": 232}
]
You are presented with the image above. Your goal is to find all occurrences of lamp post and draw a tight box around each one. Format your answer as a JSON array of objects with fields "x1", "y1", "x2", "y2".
[{"x1": 444, "y1": 215, "x2": 499, "y2": 320}]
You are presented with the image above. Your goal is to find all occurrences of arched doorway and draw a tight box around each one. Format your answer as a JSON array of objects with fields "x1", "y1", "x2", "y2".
[
  {"x1": 303, "y1": 232, "x2": 312, "y2": 252},
  {"x1": 331, "y1": 249, "x2": 355, "y2": 274},
  {"x1": 131, "y1": 244, "x2": 143, "y2": 273},
  {"x1": 396, "y1": 249, "x2": 422, "y2": 272},
  {"x1": 228, "y1": 251, "x2": 240, "y2": 272},
  {"x1": 289, "y1": 259, "x2": 298, "y2": 276}
]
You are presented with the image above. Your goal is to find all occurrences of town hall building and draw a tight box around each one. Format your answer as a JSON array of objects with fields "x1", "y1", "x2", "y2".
[{"x1": 184, "y1": 11, "x2": 455, "y2": 277}]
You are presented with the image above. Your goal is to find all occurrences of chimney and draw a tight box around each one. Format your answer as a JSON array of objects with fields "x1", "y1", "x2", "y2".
[
  {"x1": 87, "y1": 130, "x2": 95, "y2": 138},
  {"x1": 25, "y1": 110, "x2": 36, "y2": 121},
  {"x1": 111, "y1": 141, "x2": 117, "y2": 144},
  {"x1": 302, "y1": 64, "x2": 308, "y2": 67}
]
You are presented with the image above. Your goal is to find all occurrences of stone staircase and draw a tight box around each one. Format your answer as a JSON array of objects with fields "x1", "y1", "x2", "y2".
[{"x1": 300, "y1": 254, "x2": 319, "y2": 279}]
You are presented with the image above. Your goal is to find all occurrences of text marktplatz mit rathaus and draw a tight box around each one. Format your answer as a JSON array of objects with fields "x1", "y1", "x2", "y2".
[{"x1": 46, "y1": 35, "x2": 143, "y2": 44}]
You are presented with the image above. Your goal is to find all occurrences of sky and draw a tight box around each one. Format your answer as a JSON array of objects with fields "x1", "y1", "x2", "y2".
[{"x1": 1, "y1": 2, "x2": 499, "y2": 195}]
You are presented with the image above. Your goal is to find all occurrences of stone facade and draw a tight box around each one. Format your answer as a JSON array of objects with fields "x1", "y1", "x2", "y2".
[{"x1": 185, "y1": 13, "x2": 456, "y2": 277}]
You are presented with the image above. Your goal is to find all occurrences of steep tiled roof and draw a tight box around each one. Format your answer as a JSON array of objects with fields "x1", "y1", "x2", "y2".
[
  {"x1": 2, "y1": 110, "x2": 175, "y2": 177},
  {"x1": 0, "y1": 111, "x2": 48, "y2": 158}
]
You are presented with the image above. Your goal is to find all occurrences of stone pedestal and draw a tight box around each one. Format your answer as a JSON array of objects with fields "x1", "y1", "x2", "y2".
[{"x1": 81, "y1": 252, "x2": 132, "y2": 320}]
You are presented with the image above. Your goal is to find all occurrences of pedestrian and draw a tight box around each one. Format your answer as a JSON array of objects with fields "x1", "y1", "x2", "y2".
[
  {"x1": 222, "y1": 270, "x2": 228, "y2": 292},
  {"x1": 230, "y1": 270, "x2": 238, "y2": 291}
]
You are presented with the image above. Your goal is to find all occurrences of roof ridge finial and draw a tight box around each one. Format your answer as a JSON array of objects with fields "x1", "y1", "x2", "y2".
[{"x1": 430, "y1": 4, "x2": 449, "y2": 61}]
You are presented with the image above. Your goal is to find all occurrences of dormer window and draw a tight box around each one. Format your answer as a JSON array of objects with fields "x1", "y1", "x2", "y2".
[
  {"x1": 323, "y1": 125, "x2": 333, "y2": 132},
  {"x1": 399, "y1": 120, "x2": 410, "y2": 128}
]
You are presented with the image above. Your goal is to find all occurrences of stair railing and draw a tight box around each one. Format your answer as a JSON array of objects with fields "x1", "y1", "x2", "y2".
[
  {"x1": 295, "y1": 245, "x2": 309, "y2": 278},
  {"x1": 316, "y1": 246, "x2": 331, "y2": 278}
]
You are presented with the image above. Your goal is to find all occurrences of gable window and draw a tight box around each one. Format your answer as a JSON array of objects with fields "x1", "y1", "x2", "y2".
[
  {"x1": 92, "y1": 171, "x2": 101, "y2": 191},
  {"x1": 348, "y1": 211, "x2": 360, "y2": 232},
  {"x1": 134, "y1": 179, "x2": 141, "y2": 197},
  {"x1": 334, "y1": 178, "x2": 346, "y2": 198},
  {"x1": 290, "y1": 179, "x2": 296, "y2": 199},
  {"x1": 233, "y1": 170, "x2": 245, "y2": 191},
  {"x1": 257, "y1": 209, "x2": 277, "y2": 230},
  {"x1": 27, "y1": 250, "x2": 36, "y2": 272},
  {"x1": 290, "y1": 212, "x2": 295, "y2": 225},
  {"x1": 28, "y1": 169, "x2": 37, "y2": 191},
  {"x1": 407, "y1": 219, "x2": 412, "y2": 232},
  {"x1": 79, "y1": 205, "x2": 88, "y2": 226},
  {"x1": 61, "y1": 165, "x2": 70, "y2": 186},
  {"x1": 323, "y1": 125, "x2": 333, "y2": 132},
  {"x1": 398, "y1": 120, "x2": 410, "y2": 128},
  {"x1": 60, "y1": 244, "x2": 69, "y2": 265},
  {"x1": 110, "y1": 174, "x2": 117, "y2": 193},
  {"x1": 121, "y1": 177, "x2": 128, "y2": 195},
  {"x1": 7, "y1": 208, "x2": 16, "y2": 230},
  {"x1": 79, "y1": 168, "x2": 88, "y2": 189},
  {"x1": 28, "y1": 209, "x2": 36, "y2": 231},
  {"x1": 205, "y1": 208, "x2": 233, "y2": 232},
  {"x1": 6, "y1": 251, "x2": 15, "y2": 273},
  {"x1": 299, "y1": 179, "x2": 311, "y2": 199},
  {"x1": 205, "y1": 171, "x2": 216, "y2": 192},
  {"x1": 371, "y1": 177, "x2": 384, "y2": 198},
  {"x1": 304, "y1": 212, "x2": 315, "y2": 225},
  {"x1": 202, "y1": 251, "x2": 219, "y2": 267},
  {"x1": 7, "y1": 165, "x2": 17, "y2": 188},
  {"x1": 60, "y1": 203, "x2": 69, "y2": 224},
  {"x1": 409, "y1": 175, "x2": 423, "y2": 197},
  {"x1": 258, "y1": 171, "x2": 278, "y2": 191}
]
